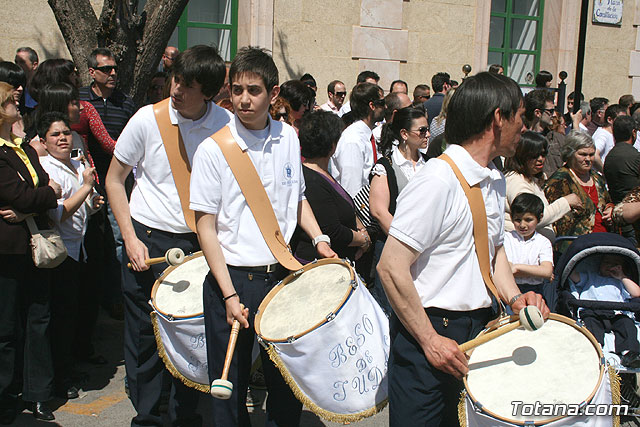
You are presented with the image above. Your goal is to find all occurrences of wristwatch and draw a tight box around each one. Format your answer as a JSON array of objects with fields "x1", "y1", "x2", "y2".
[{"x1": 312, "y1": 234, "x2": 331, "y2": 247}]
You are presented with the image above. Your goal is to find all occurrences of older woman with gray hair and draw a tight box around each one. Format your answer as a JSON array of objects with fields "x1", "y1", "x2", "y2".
[{"x1": 544, "y1": 130, "x2": 613, "y2": 251}]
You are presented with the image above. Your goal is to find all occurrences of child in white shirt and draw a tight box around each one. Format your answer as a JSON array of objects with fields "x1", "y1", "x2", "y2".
[{"x1": 503, "y1": 193, "x2": 554, "y2": 296}]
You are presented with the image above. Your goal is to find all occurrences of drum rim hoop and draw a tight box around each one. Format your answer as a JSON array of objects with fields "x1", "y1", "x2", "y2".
[
  {"x1": 462, "y1": 313, "x2": 605, "y2": 425},
  {"x1": 255, "y1": 258, "x2": 356, "y2": 342},
  {"x1": 151, "y1": 251, "x2": 206, "y2": 319}
]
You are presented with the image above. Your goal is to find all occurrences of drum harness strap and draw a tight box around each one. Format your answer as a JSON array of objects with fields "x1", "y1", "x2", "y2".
[
  {"x1": 439, "y1": 154, "x2": 505, "y2": 316},
  {"x1": 211, "y1": 126, "x2": 304, "y2": 272},
  {"x1": 153, "y1": 98, "x2": 197, "y2": 233}
]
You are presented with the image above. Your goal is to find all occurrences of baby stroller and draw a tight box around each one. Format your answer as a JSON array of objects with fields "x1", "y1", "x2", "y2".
[{"x1": 554, "y1": 232, "x2": 640, "y2": 420}]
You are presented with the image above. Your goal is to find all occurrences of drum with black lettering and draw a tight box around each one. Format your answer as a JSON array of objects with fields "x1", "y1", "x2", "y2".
[{"x1": 255, "y1": 258, "x2": 389, "y2": 423}]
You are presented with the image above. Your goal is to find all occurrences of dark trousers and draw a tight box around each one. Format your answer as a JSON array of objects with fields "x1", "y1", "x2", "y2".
[
  {"x1": 388, "y1": 308, "x2": 492, "y2": 427},
  {"x1": 581, "y1": 309, "x2": 640, "y2": 354},
  {"x1": 203, "y1": 266, "x2": 302, "y2": 427},
  {"x1": 0, "y1": 255, "x2": 53, "y2": 403},
  {"x1": 122, "y1": 219, "x2": 202, "y2": 427},
  {"x1": 50, "y1": 257, "x2": 82, "y2": 390}
]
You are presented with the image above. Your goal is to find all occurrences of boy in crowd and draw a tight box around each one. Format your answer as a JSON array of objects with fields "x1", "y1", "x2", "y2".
[
  {"x1": 503, "y1": 193, "x2": 553, "y2": 296},
  {"x1": 570, "y1": 254, "x2": 640, "y2": 367},
  {"x1": 38, "y1": 112, "x2": 103, "y2": 399},
  {"x1": 190, "y1": 47, "x2": 335, "y2": 426}
]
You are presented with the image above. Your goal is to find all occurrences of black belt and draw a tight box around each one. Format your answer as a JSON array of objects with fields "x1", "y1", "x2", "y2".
[
  {"x1": 425, "y1": 306, "x2": 493, "y2": 320},
  {"x1": 228, "y1": 263, "x2": 280, "y2": 274}
]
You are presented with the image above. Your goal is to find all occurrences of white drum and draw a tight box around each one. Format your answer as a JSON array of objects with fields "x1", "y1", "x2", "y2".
[
  {"x1": 461, "y1": 313, "x2": 618, "y2": 426},
  {"x1": 255, "y1": 258, "x2": 390, "y2": 423},
  {"x1": 150, "y1": 251, "x2": 210, "y2": 393}
]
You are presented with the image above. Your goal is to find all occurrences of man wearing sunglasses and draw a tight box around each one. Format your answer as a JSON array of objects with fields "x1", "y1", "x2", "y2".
[
  {"x1": 330, "y1": 82, "x2": 385, "y2": 197},
  {"x1": 79, "y1": 47, "x2": 136, "y2": 185},
  {"x1": 320, "y1": 80, "x2": 346, "y2": 115}
]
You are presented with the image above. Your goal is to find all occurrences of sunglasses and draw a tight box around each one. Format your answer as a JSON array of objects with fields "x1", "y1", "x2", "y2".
[
  {"x1": 94, "y1": 65, "x2": 117, "y2": 74},
  {"x1": 542, "y1": 108, "x2": 555, "y2": 115},
  {"x1": 333, "y1": 91, "x2": 347, "y2": 97},
  {"x1": 409, "y1": 126, "x2": 430, "y2": 137},
  {"x1": 274, "y1": 112, "x2": 289, "y2": 121}
]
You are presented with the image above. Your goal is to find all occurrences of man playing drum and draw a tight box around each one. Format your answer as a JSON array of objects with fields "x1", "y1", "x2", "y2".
[
  {"x1": 189, "y1": 47, "x2": 335, "y2": 426},
  {"x1": 105, "y1": 46, "x2": 232, "y2": 426},
  {"x1": 377, "y1": 72, "x2": 550, "y2": 426}
]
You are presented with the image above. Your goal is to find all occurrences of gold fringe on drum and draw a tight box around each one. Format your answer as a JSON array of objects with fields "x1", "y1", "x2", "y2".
[
  {"x1": 609, "y1": 365, "x2": 621, "y2": 427},
  {"x1": 265, "y1": 344, "x2": 388, "y2": 423},
  {"x1": 458, "y1": 390, "x2": 468, "y2": 427},
  {"x1": 151, "y1": 312, "x2": 210, "y2": 393}
]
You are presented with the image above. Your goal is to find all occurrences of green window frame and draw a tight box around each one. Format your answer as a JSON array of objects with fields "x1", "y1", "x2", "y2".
[
  {"x1": 174, "y1": 0, "x2": 238, "y2": 60},
  {"x1": 488, "y1": 0, "x2": 544, "y2": 87}
]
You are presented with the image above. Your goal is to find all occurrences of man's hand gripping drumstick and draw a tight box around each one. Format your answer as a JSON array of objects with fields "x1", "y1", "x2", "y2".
[
  {"x1": 211, "y1": 303, "x2": 246, "y2": 400},
  {"x1": 126, "y1": 248, "x2": 185, "y2": 270}
]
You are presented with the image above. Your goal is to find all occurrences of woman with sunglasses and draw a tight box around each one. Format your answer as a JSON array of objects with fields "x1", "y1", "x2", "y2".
[
  {"x1": 369, "y1": 106, "x2": 429, "y2": 314},
  {"x1": 504, "y1": 131, "x2": 582, "y2": 243}
]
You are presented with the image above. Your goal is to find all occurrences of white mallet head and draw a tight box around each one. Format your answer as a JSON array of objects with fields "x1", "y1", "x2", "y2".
[
  {"x1": 210, "y1": 379, "x2": 233, "y2": 399},
  {"x1": 165, "y1": 248, "x2": 185, "y2": 266},
  {"x1": 519, "y1": 305, "x2": 544, "y2": 331}
]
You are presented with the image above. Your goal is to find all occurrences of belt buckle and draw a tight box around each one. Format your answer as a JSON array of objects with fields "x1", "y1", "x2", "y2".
[{"x1": 266, "y1": 263, "x2": 276, "y2": 273}]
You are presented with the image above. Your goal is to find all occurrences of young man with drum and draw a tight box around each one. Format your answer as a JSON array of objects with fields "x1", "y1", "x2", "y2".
[
  {"x1": 105, "y1": 46, "x2": 232, "y2": 426},
  {"x1": 377, "y1": 72, "x2": 550, "y2": 426},
  {"x1": 189, "y1": 47, "x2": 335, "y2": 426}
]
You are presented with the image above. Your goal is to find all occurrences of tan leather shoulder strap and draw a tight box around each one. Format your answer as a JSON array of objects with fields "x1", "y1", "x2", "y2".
[
  {"x1": 439, "y1": 153, "x2": 503, "y2": 314},
  {"x1": 153, "y1": 99, "x2": 196, "y2": 232},
  {"x1": 211, "y1": 126, "x2": 303, "y2": 271}
]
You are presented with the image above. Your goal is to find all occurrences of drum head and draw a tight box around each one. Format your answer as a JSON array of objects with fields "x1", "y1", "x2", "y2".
[
  {"x1": 256, "y1": 259, "x2": 354, "y2": 342},
  {"x1": 151, "y1": 252, "x2": 209, "y2": 319},
  {"x1": 464, "y1": 314, "x2": 604, "y2": 425}
]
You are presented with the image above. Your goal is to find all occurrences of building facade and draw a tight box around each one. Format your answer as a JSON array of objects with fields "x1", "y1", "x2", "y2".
[{"x1": 1, "y1": 0, "x2": 637, "y2": 105}]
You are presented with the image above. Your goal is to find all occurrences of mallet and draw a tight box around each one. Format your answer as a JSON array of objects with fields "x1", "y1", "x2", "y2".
[
  {"x1": 210, "y1": 305, "x2": 245, "y2": 400},
  {"x1": 127, "y1": 247, "x2": 185, "y2": 269},
  {"x1": 459, "y1": 306, "x2": 544, "y2": 353}
]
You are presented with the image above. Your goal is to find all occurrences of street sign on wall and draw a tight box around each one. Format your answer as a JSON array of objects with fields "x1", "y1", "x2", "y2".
[{"x1": 593, "y1": 0, "x2": 623, "y2": 26}]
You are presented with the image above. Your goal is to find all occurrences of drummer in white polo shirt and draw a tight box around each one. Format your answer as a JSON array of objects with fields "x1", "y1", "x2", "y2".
[
  {"x1": 105, "y1": 45, "x2": 231, "y2": 427},
  {"x1": 190, "y1": 47, "x2": 335, "y2": 427},
  {"x1": 377, "y1": 72, "x2": 549, "y2": 426}
]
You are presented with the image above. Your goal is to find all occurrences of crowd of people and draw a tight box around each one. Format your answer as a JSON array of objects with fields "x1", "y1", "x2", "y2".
[{"x1": 1, "y1": 40, "x2": 640, "y2": 427}]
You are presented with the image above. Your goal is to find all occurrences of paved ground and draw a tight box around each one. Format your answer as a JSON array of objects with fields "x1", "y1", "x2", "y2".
[{"x1": 7, "y1": 311, "x2": 388, "y2": 426}]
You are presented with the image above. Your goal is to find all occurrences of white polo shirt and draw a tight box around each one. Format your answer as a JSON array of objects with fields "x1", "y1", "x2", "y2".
[
  {"x1": 189, "y1": 115, "x2": 305, "y2": 267},
  {"x1": 503, "y1": 230, "x2": 553, "y2": 285},
  {"x1": 114, "y1": 101, "x2": 232, "y2": 233},
  {"x1": 592, "y1": 127, "x2": 614, "y2": 163},
  {"x1": 320, "y1": 101, "x2": 339, "y2": 114},
  {"x1": 389, "y1": 144, "x2": 505, "y2": 311},
  {"x1": 40, "y1": 155, "x2": 98, "y2": 262},
  {"x1": 330, "y1": 120, "x2": 374, "y2": 197}
]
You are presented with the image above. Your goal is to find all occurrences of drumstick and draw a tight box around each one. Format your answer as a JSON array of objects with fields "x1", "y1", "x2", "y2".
[
  {"x1": 126, "y1": 247, "x2": 185, "y2": 269},
  {"x1": 211, "y1": 305, "x2": 245, "y2": 400},
  {"x1": 459, "y1": 306, "x2": 544, "y2": 353}
]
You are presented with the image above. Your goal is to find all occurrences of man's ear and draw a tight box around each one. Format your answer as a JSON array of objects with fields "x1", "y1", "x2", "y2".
[
  {"x1": 269, "y1": 86, "x2": 280, "y2": 104},
  {"x1": 534, "y1": 108, "x2": 542, "y2": 119}
]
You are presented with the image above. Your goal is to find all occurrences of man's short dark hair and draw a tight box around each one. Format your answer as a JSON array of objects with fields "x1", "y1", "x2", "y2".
[
  {"x1": 613, "y1": 115, "x2": 635, "y2": 143},
  {"x1": 37, "y1": 111, "x2": 70, "y2": 140},
  {"x1": 384, "y1": 92, "x2": 409, "y2": 122},
  {"x1": 280, "y1": 80, "x2": 314, "y2": 111},
  {"x1": 590, "y1": 97, "x2": 609, "y2": 114},
  {"x1": 299, "y1": 110, "x2": 343, "y2": 159},
  {"x1": 229, "y1": 46, "x2": 278, "y2": 92},
  {"x1": 604, "y1": 104, "x2": 627, "y2": 124},
  {"x1": 327, "y1": 80, "x2": 343, "y2": 94},
  {"x1": 172, "y1": 45, "x2": 225, "y2": 99},
  {"x1": 619, "y1": 94, "x2": 635, "y2": 109},
  {"x1": 445, "y1": 72, "x2": 523, "y2": 146},
  {"x1": 88, "y1": 48, "x2": 115, "y2": 69},
  {"x1": 524, "y1": 89, "x2": 554, "y2": 126},
  {"x1": 356, "y1": 70, "x2": 379, "y2": 84},
  {"x1": 389, "y1": 80, "x2": 408, "y2": 93},
  {"x1": 535, "y1": 70, "x2": 553, "y2": 88},
  {"x1": 488, "y1": 64, "x2": 503, "y2": 74},
  {"x1": 0, "y1": 61, "x2": 26, "y2": 90},
  {"x1": 300, "y1": 73, "x2": 316, "y2": 89},
  {"x1": 350, "y1": 82, "x2": 383, "y2": 121},
  {"x1": 511, "y1": 193, "x2": 544, "y2": 221},
  {"x1": 413, "y1": 84, "x2": 430, "y2": 93},
  {"x1": 567, "y1": 91, "x2": 584, "y2": 102},
  {"x1": 431, "y1": 72, "x2": 451, "y2": 93},
  {"x1": 15, "y1": 47, "x2": 38, "y2": 64},
  {"x1": 631, "y1": 102, "x2": 640, "y2": 116}
]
